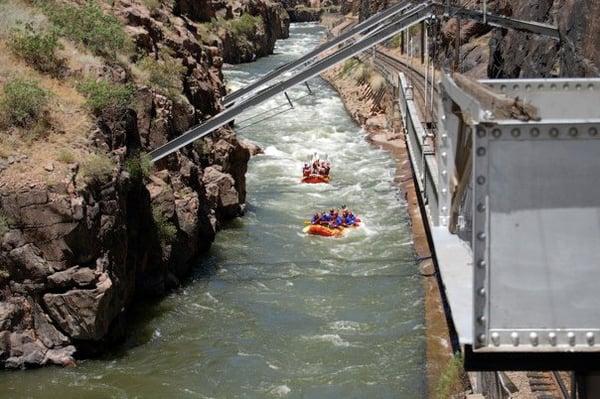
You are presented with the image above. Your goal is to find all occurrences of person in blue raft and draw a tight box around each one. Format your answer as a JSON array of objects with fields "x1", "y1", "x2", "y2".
[{"x1": 310, "y1": 207, "x2": 359, "y2": 227}]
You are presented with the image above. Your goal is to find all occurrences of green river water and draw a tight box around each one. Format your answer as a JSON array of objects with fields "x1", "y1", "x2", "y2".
[{"x1": 0, "y1": 23, "x2": 426, "y2": 398}]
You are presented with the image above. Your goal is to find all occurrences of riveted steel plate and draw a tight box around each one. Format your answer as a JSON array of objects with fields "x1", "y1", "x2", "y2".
[{"x1": 473, "y1": 123, "x2": 600, "y2": 351}]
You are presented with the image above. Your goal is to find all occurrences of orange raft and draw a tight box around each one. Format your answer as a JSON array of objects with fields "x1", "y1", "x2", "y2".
[
  {"x1": 301, "y1": 175, "x2": 330, "y2": 184},
  {"x1": 303, "y1": 223, "x2": 360, "y2": 238}
]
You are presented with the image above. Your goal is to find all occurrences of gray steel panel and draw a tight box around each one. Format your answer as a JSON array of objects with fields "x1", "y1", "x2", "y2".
[
  {"x1": 479, "y1": 79, "x2": 600, "y2": 121},
  {"x1": 473, "y1": 123, "x2": 600, "y2": 351}
]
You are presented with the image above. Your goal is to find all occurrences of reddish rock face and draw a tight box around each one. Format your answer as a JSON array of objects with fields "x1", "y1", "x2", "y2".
[
  {"x1": 0, "y1": 0, "x2": 261, "y2": 369},
  {"x1": 339, "y1": 0, "x2": 599, "y2": 78}
]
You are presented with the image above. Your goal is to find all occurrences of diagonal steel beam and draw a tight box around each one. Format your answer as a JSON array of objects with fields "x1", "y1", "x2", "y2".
[
  {"x1": 149, "y1": 2, "x2": 434, "y2": 162},
  {"x1": 222, "y1": 0, "x2": 415, "y2": 106},
  {"x1": 440, "y1": 3, "x2": 560, "y2": 39}
]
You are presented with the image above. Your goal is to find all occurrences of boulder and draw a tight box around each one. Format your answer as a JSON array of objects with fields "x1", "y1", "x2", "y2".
[{"x1": 43, "y1": 277, "x2": 116, "y2": 341}]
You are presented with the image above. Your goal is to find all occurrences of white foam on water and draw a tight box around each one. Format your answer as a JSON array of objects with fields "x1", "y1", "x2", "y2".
[
  {"x1": 270, "y1": 385, "x2": 291, "y2": 397},
  {"x1": 263, "y1": 146, "x2": 288, "y2": 157},
  {"x1": 204, "y1": 292, "x2": 219, "y2": 304},
  {"x1": 328, "y1": 320, "x2": 364, "y2": 332},
  {"x1": 304, "y1": 334, "x2": 351, "y2": 347}
]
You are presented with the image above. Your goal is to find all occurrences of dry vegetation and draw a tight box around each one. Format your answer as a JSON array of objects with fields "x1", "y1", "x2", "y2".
[{"x1": 0, "y1": 0, "x2": 134, "y2": 187}]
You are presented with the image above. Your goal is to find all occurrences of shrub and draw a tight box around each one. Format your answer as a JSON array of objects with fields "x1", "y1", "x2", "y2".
[
  {"x1": 210, "y1": 13, "x2": 262, "y2": 38},
  {"x1": 0, "y1": 211, "x2": 10, "y2": 237},
  {"x1": 351, "y1": 63, "x2": 371, "y2": 84},
  {"x1": 152, "y1": 206, "x2": 177, "y2": 244},
  {"x1": 81, "y1": 152, "x2": 114, "y2": 183},
  {"x1": 0, "y1": 79, "x2": 49, "y2": 127},
  {"x1": 142, "y1": 0, "x2": 161, "y2": 12},
  {"x1": 77, "y1": 79, "x2": 134, "y2": 114},
  {"x1": 339, "y1": 58, "x2": 360, "y2": 77},
  {"x1": 43, "y1": 1, "x2": 129, "y2": 57},
  {"x1": 9, "y1": 24, "x2": 63, "y2": 73},
  {"x1": 137, "y1": 54, "x2": 185, "y2": 97},
  {"x1": 435, "y1": 354, "x2": 467, "y2": 399},
  {"x1": 389, "y1": 34, "x2": 402, "y2": 48},
  {"x1": 57, "y1": 149, "x2": 76, "y2": 163},
  {"x1": 125, "y1": 152, "x2": 152, "y2": 181}
]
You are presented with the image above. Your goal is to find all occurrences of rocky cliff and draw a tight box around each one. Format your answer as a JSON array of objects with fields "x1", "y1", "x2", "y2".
[
  {"x1": 0, "y1": 0, "x2": 277, "y2": 368},
  {"x1": 175, "y1": 0, "x2": 290, "y2": 63},
  {"x1": 341, "y1": 0, "x2": 600, "y2": 78}
]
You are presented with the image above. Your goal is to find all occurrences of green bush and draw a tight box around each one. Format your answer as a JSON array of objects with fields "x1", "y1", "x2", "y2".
[
  {"x1": 152, "y1": 206, "x2": 177, "y2": 244},
  {"x1": 9, "y1": 24, "x2": 63, "y2": 73},
  {"x1": 210, "y1": 13, "x2": 262, "y2": 38},
  {"x1": 81, "y1": 152, "x2": 114, "y2": 183},
  {"x1": 57, "y1": 149, "x2": 76, "y2": 164},
  {"x1": 339, "y1": 58, "x2": 360, "y2": 77},
  {"x1": 142, "y1": 0, "x2": 162, "y2": 12},
  {"x1": 137, "y1": 54, "x2": 185, "y2": 97},
  {"x1": 435, "y1": 354, "x2": 467, "y2": 399},
  {"x1": 0, "y1": 79, "x2": 49, "y2": 127},
  {"x1": 43, "y1": 1, "x2": 129, "y2": 57},
  {"x1": 125, "y1": 152, "x2": 152, "y2": 181},
  {"x1": 389, "y1": 34, "x2": 402, "y2": 48},
  {"x1": 0, "y1": 211, "x2": 10, "y2": 237},
  {"x1": 77, "y1": 79, "x2": 134, "y2": 114}
]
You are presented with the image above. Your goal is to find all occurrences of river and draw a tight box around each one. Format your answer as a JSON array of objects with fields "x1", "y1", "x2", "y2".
[{"x1": 0, "y1": 23, "x2": 426, "y2": 398}]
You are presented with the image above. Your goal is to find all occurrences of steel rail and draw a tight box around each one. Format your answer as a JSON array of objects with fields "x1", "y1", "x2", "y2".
[{"x1": 149, "y1": 3, "x2": 434, "y2": 162}]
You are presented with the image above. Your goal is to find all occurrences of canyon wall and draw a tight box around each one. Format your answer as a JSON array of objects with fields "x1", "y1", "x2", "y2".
[
  {"x1": 0, "y1": 0, "x2": 286, "y2": 368},
  {"x1": 342, "y1": 0, "x2": 600, "y2": 78}
]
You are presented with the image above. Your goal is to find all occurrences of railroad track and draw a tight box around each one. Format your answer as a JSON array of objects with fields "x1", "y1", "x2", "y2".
[{"x1": 369, "y1": 48, "x2": 438, "y2": 125}]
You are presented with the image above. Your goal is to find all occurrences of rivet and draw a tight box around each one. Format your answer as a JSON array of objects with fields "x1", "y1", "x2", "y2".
[
  {"x1": 441, "y1": 170, "x2": 448, "y2": 176},
  {"x1": 478, "y1": 287, "x2": 486, "y2": 296},
  {"x1": 477, "y1": 232, "x2": 486, "y2": 241},
  {"x1": 538, "y1": 83, "x2": 545, "y2": 90},
  {"x1": 530, "y1": 128, "x2": 540, "y2": 137},
  {"x1": 442, "y1": 188, "x2": 448, "y2": 195},
  {"x1": 586, "y1": 332, "x2": 595, "y2": 346},
  {"x1": 477, "y1": 128, "x2": 486, "y2": 138},
  {"x1": 525, "y1": 84, "x2": 532, "y2": 91},
  {"x1": 477, "y1": 316, "x2": 486, "y2": 325},
  {"x1": 441, "y1": 206, "x2": 448, "y2": 212},
  {"x1": 530, "y1": 332, "x2": 539, "y2": 347},
  {"x1": 511, "y1": 128, "x2": 521, "y2": 138},
  {"x1": 477, "y1": 203, "x2": 486, "y2": 212},
  {"x1": 548, "y1": 332, "x2": 557, "y2": 346},
  {"x1": 476, "y1": 147, "x2": 486, "y2": 156},
  {"x1": 549, "y1": 128, "x2": 560, "y2": 137},
  {"x1": 590, "y1": 127, "x2": 598, "y2": 137},
  {"x1": 478, "y1": 334, "x2": 487, "y2": 344},
  {"x1": 500, "y1": 85, "x2": 507, "y2": 91},
  {"x1": 513, "y1": 84, "x2": 519, "y2": 90},
  {"x1": 477, "y1": 176, "x2": 486, "y2": 185},
  {"x1": 492, "y1": 129, "x2": 502, "y2": 138},
  {"x1": 442, "y1": 152, "x2": 448, "y2": 158},
  {"x1": 442, "y1": 133, "x2": 448, "y2": 140},
  {"x1": 569, "y1": 127, "x2": 578, "y2": 137},
  {"x1": 550, "y1": 83, "x2": 557, "y2": 90},
  {"x1": 511, "y1": 332, "x2": 520, "y2": 346},
  {"x1": 491, "y1": 332, "x2": 500, "y2": 346},
  {"x1": 563, "y1": 83, "x2": 570, "y2": 90},
  {"x1": 568, "y1": 332, "x2": 576, "y2": 346},
  {"x1": 589, "y1": 83, "x2": 595, "y2": 90},
  {"x1": 477, "y1": 259, "x2": 486, "y2": 268},
  {"x1": 576, "y1": 83, "x2": 582, "y2": 90}
]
